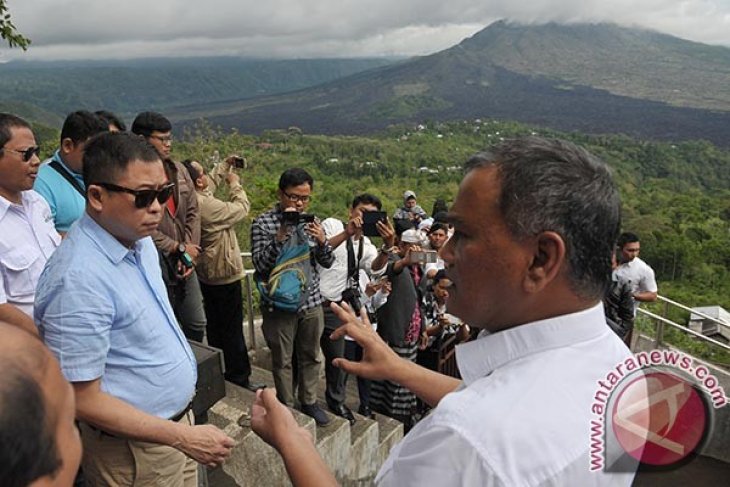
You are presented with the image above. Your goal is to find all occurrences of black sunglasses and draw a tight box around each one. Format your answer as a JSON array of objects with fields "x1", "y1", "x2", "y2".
[
  {"x1": 97, "y1": 182, "x2": 175, "y2": 208},
  {"x1": 5, "y1": 146, "x2": 41, "y2": 162}
]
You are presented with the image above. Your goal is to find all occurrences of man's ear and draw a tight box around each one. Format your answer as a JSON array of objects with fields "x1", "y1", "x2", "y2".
[
  {"x1": 60, "y1": 138, "x2": 75, "y2": 155},
  {"x1": 86, "y1": 185, "x2": 104, "y2": 212},
  {"x1": 523, "y1": 231, "x2": 566, "y2": 293}
]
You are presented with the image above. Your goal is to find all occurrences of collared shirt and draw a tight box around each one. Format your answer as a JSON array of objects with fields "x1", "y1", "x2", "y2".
[
  {"x1": 35, "y1": 213, "x2": 197, "y2": 419},
  {"x1": 0, "y1": 190, "x2": 60, "y2": 316},
  {"x1": 376, "y1": 303, "x2": 636, "y2": 486},
  {"x1": 34, "y1": 151, "x2": 86, "y2": 233},
  {"x1": 251, "y1": 205, "x2": 334, "y2": 311},
  {"x1": 318, "y1": 218, "x2": 384, "y2": 302},
  {"x1": 615, "y1": 257, "x2": 657, "y2": 314}
]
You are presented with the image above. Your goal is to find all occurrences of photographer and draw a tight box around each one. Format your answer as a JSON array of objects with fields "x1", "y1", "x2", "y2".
[
  {"x1": 369, "y1": 228, "x2": 426, "y2": 430},
  {"x1": 318, "y1": 194, "x2": 395, "y2": 423},
  {"x1": 251, "y1": 168, "x2": 334, "y2": 426},
  {"x1": 184, "y1": 155, "x2": 264, "y2": 392}
]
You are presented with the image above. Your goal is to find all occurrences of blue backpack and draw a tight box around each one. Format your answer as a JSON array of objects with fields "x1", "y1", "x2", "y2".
[{"x1": 255, "y1": 226, "x2": 312, "y2": 312}]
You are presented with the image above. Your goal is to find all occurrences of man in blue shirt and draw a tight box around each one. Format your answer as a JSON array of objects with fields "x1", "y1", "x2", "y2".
[
  {"x1": 34, "y1": 110, "x2": 107, "y2": 235},
  {"x1": 35, "y1": 132, "x2": 234, "y2": 485}
]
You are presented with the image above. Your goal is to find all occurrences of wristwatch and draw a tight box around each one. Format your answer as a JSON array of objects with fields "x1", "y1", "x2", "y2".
[
  {"x1": 177, "y1": 242, "x2": 186, "y2": 255},
  {"x1": 379, "y1": 244, "x2": 391, "y2": 255}
]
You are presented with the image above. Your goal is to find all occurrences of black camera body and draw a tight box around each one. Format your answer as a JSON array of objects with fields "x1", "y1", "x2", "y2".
[
  {"x1": 281, "y1": 212, "x2": 316, "y2": 225},
  {"x1": 341, "y1": 287, "x2": 362, "y2": 312}
]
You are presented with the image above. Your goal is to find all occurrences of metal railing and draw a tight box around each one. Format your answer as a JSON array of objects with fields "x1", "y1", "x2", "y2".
[
  {"x1": 240, "y1": 253, "x2": 730, "y2": 366},
  {"x1": 636, "y1": 295, "x2": 730, "y2": 361}
]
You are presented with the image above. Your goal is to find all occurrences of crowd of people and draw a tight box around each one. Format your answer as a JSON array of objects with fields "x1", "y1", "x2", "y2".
[{"x1": 0, "y1": 108, "x2": 658, "y2": 486}]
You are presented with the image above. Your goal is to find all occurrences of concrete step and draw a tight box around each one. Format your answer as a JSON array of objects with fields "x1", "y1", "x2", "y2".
[
  {"x1": 206, "y1": 380, "x2": 314, "y2": 487},
  {"x1": 248, "y1": 366, "x2": 353, "y2": 484},
  {"x1": 243, "y1": 317, "x2": 404, "y2": 485}
]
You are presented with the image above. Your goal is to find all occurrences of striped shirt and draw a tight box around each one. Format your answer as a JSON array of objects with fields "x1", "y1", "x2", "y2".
[{"x1": 251, "y1": 205, "x2": 334, "y2": 311}]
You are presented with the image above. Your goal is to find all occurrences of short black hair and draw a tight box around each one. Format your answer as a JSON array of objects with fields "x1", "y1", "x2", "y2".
[
  {"x1": 182, "y1": 159, "x2": 201, "y2": 181},
  {"x1": 278, "y1": 167, "x2": 313, "y2": 191},
  {"x1": 131, "y1": 111, "x2": 172, "y2": 137},
  {"x1": 83, "y1": 132, "x2": 162, "y2": 189},
  {"x1": 0, "y1": 365, "x2": 61, "y2": 487},
  {"x1": 433, "y1": 269, "x2": 448, "y2": 283},
  {"x1": 429, "y1": 222, "x2": 448, "y2": 234},
  {"x1": 351, "y1": 193, "x2": 382, "y2": 210},
  {"x1": 393, "y1": 218, "x2": 415, "y2": 237},
  {"x1": 0, "y1": 113, "x2": 32, "y2": 151},
  {"x1": 465, "y1": 137, "x2": 621, "y2": 300},
  {"x1": 95, "y1": 110, "x2": 127, "y2": 131},
  {"x1": 60, "y1": 110, "x2": 108, "y2": 145},
  {"x1": 617, "y1": 232, "x2": 640, "y2": 249}
]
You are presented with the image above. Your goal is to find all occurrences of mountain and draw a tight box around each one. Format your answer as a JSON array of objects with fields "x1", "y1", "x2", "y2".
[
  {"x1": 0, "y1": 57, "x2": 395, "y2": 123},
  {"x1": 170, "y1": 22, "x2": 730, "y2": 146}
]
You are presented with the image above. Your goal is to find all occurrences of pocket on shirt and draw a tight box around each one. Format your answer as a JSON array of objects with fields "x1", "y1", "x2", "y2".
[{"x1": 1, "y1": 249, "x2": 40, "y2": 299}]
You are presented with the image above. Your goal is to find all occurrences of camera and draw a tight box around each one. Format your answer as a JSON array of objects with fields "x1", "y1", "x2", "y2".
[
  {"x1": 341, "y1": 287, "x2": 363, "y2": 312},
  {"x1": 281, "y1": 212, "x2": 316, "y2": 225},
  {"x1": 176, "y1": 248, "x2": 194, "y2": 271}
]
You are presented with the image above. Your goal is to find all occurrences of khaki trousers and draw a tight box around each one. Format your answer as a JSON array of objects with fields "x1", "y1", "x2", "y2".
[
  {"x1": 79, "y1": 410, "x2": 198, "y2": 487},
  {"x1": 261, "y1": 305, "x2": 324, "y2": 406}
]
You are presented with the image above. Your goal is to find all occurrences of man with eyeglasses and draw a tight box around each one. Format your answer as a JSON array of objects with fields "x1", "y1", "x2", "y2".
[
  {"x1": 251, "y1": 167, "x2": 335, "y2": 426},
  {"x1": 34, "y1": 110, "x2": 108, "y2": 235},
  {"x1": 0, "y1": 113, "x2": 60, "y2": 334},
  {"x1": 131, "y1": 111, "x2": 208, "y2": 343},
  {"x1": 35, "y1": 132, "x2": 235, "y2": 485}
]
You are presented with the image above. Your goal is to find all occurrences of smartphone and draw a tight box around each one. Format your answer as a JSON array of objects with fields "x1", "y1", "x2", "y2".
[
  {"x1": 231, "y1": 156, "x2": 247, "y2": 169},
  {"x1": 361, "y1": 211, "x2": 387, "y2": 237},
  {"x1": 410, "y1": 250, "x2": 438, "y2": 264}
]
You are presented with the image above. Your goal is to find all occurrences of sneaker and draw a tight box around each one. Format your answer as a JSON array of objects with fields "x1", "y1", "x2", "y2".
[
  {"x1": 357, "y1": 405, "x2": 375, "y2": 419},
  {"x1": 300, "y1": 403, "x2": 331, "y2": 427},
  {"x1": 328, "y1": 403, "x2": 356, "y2": 425}
]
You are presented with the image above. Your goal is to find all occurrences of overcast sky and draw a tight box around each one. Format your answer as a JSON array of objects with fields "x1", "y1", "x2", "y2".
[{"x1": 2, "y1": 0, "x2": 729, "y2": 61}]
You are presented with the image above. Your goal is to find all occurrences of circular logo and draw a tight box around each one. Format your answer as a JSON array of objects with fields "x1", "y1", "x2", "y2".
[{"x1": 611, "y1": 371, "x2": 709, "y2": 466}]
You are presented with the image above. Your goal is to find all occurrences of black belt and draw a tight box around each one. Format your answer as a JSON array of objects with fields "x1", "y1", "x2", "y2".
[
  {"x1": 169, "y1": 402, "x2": 193, "y2": 422},
  {"x1": 322, "y1": 299, "x2": 342, "y2": 308},
  {"x1": 87, "y1": 402, "x2": 193, "y2": 438}
]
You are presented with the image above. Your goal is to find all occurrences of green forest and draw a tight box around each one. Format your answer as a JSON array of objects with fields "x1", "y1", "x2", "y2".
[{"x1": 34, "y1": 117, "x2": 730, "y2": 363}]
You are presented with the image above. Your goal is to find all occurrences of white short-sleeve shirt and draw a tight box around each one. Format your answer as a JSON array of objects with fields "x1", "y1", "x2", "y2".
[
  {"x1": 615, "y1": 257, "x2": 657, "y2": 313},
  {"x1": 376, "y1": 304, "x2": 637, "y2": 486},
  {"x1": 0, "y1": 190, "x2": 61, "y2": 316}
]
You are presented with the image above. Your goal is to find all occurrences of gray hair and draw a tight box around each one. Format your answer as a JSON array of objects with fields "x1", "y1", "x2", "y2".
[{"x1": 465, "y1": 136, "x2": 621, "y2": 300}]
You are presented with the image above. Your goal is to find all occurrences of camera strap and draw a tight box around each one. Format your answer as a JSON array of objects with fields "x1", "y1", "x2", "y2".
[{"x1": 346, "y1": 234, "x2": 364, "y2": 287}]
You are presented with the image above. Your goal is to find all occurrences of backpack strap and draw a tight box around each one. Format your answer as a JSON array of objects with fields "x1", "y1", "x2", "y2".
[{"x1": 49, "y1": 160, "x2": 85, "y2": 197}]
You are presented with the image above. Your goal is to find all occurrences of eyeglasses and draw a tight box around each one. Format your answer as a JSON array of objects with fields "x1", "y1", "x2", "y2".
[
  {"x1": 3, "y1": 146, "x2": 41, "y2": 162},
  {"x1": 97, "y1": 182, "x2": 176, "y2": 208},
  {"x1": 282, "y1": 191, "x2": 311, "y2": 203},
  {"x1": 148, "y1": 134, "x2": 173, "y2": 144}
]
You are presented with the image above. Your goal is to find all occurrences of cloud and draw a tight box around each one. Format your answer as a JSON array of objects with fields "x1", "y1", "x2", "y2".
[{"x1": 1, "y1": 0, "x2": 729, "y2": 61}]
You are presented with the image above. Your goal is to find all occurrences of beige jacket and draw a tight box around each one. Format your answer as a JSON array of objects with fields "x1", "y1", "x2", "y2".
[{"x1": 196, "y1": 163, "x2": 250, "y2": 285}]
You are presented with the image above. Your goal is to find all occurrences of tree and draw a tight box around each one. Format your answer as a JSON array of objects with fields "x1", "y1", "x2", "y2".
[{"x1": 0, "y1": 1, "x2": 30, "y2": 50}]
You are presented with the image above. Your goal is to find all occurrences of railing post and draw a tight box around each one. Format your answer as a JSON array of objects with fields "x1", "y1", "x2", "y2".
[
  {"x1": 655, "y1": 319, "x2": 664, "y2": 348},
  {"x1": 244, "y1": 273, "x2": 256, "y2": 350}
]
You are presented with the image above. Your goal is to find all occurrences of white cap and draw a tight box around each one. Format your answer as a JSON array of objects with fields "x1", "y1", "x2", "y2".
[
  {"x1": 400, "y1": 229, "x2": 422, "y2": 244},
  {"x1": 403, "y1": 190, "x2": 416, "y2": 201}
]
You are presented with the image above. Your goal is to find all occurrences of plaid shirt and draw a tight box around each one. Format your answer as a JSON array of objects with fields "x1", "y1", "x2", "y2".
[{"x1": 251, "y1": 204, "x2": 334, "y2": 311}]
